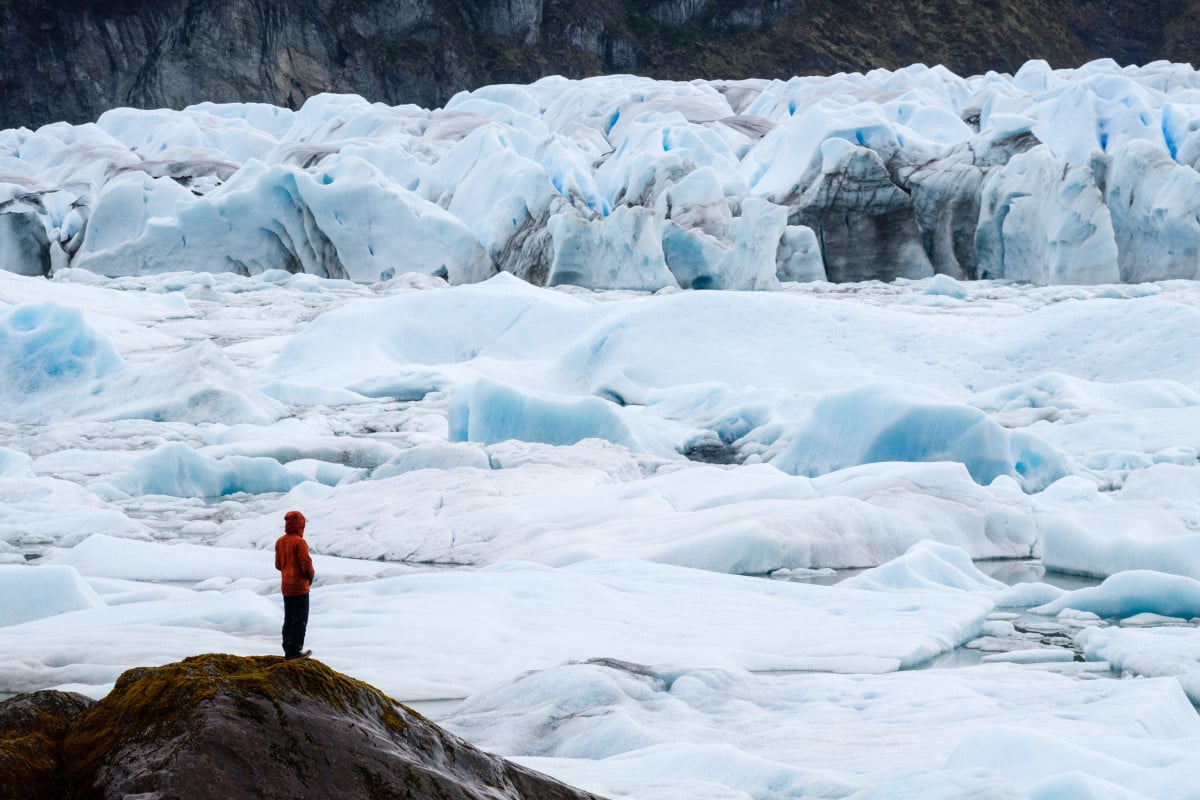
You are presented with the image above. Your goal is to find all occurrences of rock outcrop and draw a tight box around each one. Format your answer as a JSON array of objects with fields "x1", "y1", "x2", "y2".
[
  {"x1": 0, "y1": 690, "x2": 97, "y2": 800},
  {"x1": 0, "y1": 654, "x2": 604, "y2": 800},
  {"x1": 2, "y1": 0, "x2": 1198, "y2": 129}
]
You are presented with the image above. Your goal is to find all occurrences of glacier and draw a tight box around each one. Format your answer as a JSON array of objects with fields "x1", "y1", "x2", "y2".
[
  {"x1": 3, "y1": 60, "x2": 1200, "y2": 800},
  {"x1": 7, "y1": 60, "x2": 1200, "y2": 287}
]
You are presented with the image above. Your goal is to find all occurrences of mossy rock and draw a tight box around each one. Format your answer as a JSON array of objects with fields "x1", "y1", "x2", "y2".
[
  {"x1": 55, "y1": 653, "x2": 602, "y2": 800},
  {"x1": 0, "y1": 690, "x2": 96, "y2": 800}
]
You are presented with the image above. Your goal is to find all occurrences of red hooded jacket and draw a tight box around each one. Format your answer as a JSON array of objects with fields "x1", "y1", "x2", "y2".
[{"x1": 275, "y1": 511, "x2": 315, "y2": 597}]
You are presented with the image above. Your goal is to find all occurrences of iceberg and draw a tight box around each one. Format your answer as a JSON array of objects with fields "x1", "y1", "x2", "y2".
[
  {"x1": 838, "y1": 541, "x2": 1008, "y2": 593},
  {"x1": 771, "y1": 383, "x2": 1071, "y2": 492},
  {"x1": 1032, "y1": 570, "x2": 1200, "y2": 619},
  {"x1": 95, "y1": 443, "x2": 310, "y2": 500},
  {"x1": 449, "y1": 377, "x2": 648, "y2": 453}
]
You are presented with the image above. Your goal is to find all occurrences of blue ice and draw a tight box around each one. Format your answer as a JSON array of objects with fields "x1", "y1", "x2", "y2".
[
  {"x1": 449, "y1": 377, "x2": 639, "y2": 450},
  {"x1": 772, "y1": 384, "x2": 1070, "y2": 492},
  {"x1": 0, "y1": 303, "x2": 123, "y2": 396},
  {"x1": 1034, "y1": 570, "x2": 1200, "y2": 618},
  {"x1": 105, "y1": 442, "x2": 308, "y2": 498}
]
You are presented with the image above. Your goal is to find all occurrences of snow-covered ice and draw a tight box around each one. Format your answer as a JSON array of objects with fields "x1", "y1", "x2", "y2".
[
  {"x1": 2, "y1": 265, "x2": 1199, "y2": 797},
  {"x1": 444, "y1": 662, "x2": 1200, "y2": 800},
  {"x1": 3, "y1": 61, "x2": 1200, "y2": 799}
]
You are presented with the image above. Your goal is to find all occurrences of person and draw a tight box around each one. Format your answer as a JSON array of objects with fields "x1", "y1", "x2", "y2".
[{"x1": 275, "y1": 510, "x2": 315, "y2": 659}]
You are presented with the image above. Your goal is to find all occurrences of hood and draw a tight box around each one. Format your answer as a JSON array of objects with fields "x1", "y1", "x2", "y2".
[{"x1": 284, "y1": 510, "x2": 306, "y2": 537}]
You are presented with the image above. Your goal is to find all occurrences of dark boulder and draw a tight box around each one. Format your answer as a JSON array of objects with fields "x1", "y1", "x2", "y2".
[
  {"x1": 0, "y1": 653, "x2": 604, "y2": 800},
  {"x1": 0, "y1": 690, "x2": 97, "y2": 800}
]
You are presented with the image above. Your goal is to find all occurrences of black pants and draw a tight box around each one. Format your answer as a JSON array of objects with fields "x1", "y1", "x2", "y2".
[{"x1": 282, "y1": 593, "x2": 310, "y2": 657}]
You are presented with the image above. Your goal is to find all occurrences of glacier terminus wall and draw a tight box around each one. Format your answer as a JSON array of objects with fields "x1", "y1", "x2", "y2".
[{"x1": 4, "y1": 59, "x2": 1200, "y2": 289}]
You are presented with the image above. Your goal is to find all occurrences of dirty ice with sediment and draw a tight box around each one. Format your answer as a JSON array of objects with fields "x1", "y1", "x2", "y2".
[{"x1": 2, "y1": 58, "x2": 1200, "y2": 798}]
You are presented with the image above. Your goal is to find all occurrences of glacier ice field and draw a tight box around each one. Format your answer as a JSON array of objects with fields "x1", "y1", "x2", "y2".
[
  {"x1": 6, "y1": 57, "x2": 1200, "y2": 289},
  {"x1": 2, "y1": 58, "x2": 1200, "y2": 798}
]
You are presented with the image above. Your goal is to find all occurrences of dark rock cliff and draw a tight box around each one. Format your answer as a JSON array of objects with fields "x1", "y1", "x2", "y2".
[
  {"x1": 2, "y1": 0, "x2": 1198, "y2": 129},
  {"x1": 0, "y1": 654, "x2": 604, "y2": 800}
]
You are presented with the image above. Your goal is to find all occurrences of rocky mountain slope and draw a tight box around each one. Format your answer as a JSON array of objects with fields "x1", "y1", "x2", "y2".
[
  {"x1": 0, "y1": 654, "x2": 604, "y2": 800},
  {"x1": 2, "y1": 0, "x2": 1197, "y2": 129}
]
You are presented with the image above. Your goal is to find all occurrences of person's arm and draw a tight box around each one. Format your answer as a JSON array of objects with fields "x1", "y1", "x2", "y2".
[
  {"x1": 275, "y1": 540, "x2": 283, "y2": 572},
  {"x1": 300, "y1": 540, "x2": 315, "y2": 584}
]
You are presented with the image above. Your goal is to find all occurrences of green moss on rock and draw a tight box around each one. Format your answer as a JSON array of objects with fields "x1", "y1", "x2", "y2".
[
  {"x1": 55, "y1": 653, "x2": 601, "y2": 800},
  {"x1": 0, "y1": 690, "x2": 96, "y2": 800},
  {"x1": 65, "y1": 654, "x2": 416, "y2": 796}
]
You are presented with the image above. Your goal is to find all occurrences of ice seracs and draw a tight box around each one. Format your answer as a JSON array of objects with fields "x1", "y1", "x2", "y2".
[
  {"x1": 975, "y1": 146, "x2": 1119, "y2": 284},
  {"x1": 7, "y1": 61, "x2": 1200, "y2": 287}
]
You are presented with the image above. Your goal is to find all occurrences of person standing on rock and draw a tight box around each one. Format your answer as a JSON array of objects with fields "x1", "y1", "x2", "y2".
[{"x1": 275, "y1": 510, "x2": 315, "y2": 660}]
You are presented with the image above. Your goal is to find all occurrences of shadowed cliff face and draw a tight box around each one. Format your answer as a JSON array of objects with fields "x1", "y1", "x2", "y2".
[
  {"x1": 1, "y1": 0, "x2": 1197, "y2": 129},
  {"x1": 0, "y1": 654, "x2": 604, "y2": 800}
]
